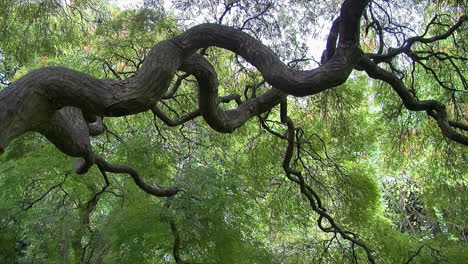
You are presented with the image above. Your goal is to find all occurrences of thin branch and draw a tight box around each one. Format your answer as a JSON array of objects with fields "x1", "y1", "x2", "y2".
[
  {"x1": 162, "y1": 72, "x2": 191, "y2": 100},
  {"x1": 152, "y1": 94, "x2": 242, "y2": 127},
  {"x1": 22, "y1": 172, "x2": 70, "y2": 210},
  {"x1": 95, "y1": 158, "x2": 180, "y2": 197},
  {"x1": 368, "y1": 15, "x2": 467, "y2": 63},
  {"x1": 282, "y1": 117, "x2": 376, "y2": 264},
  {"x1": 359, "y1": 56, "x2": 468, "y2": 146}
]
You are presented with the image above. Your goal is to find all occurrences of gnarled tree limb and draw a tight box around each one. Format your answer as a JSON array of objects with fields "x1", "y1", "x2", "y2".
[
  {"x1": 358, "y1": 56, "x2": 468, "y2": 145},
  {"x1": 0, "y1": 0, "x2": 371, "y2": 157}
]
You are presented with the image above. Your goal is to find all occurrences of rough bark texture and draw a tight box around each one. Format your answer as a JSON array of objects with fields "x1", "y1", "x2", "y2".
[
  {"x1": 0, "y1": 0, "x2": 466, "y2": 179},
  {"x1": 0, "y1": 0, "x2": 466, "y2": 182},
  {"x1": 0, "y1": 0, "x2": 371, "y2": 157},
  {"x1": 1, "y1": 0, "x2": 466, "y2": 262}
]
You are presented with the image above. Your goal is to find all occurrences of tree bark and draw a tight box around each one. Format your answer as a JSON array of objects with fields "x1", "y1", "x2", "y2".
[
  {"x1": 0, "y1": 1, "x2": 370, "y2": 158},
  {"x1": 0, "y1": 0, "x2": 465, "y2": 168}
]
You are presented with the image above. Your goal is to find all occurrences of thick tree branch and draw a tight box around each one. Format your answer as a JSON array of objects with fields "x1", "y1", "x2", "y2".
[
  {"x1": 0, "y1": 0, "x2": 463, "y2": 200},
  {"x1": 172, "y1": 22, "x2": 362, "y2": 97},
  {"x1": 321, "y1": 17, "x2": 341, "y2": 64},
  {"x1": 0, "y1": 0, "x2": 370, "y2": 158},
  {"x1": 179, "y1": 54, "x2": 285, "y2": 132}
]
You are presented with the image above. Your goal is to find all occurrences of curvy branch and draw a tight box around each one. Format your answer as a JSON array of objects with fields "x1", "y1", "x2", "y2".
[
  {"x1": 358, "y1": 57, "x2": 468, "y2": 145},
  {"x1": 179, "y1": 54, "x2": 284, "y2": 132},
  {"x1": 152, "y1": 93, "x2": 243, "y2": 127},
  {"x1": 0, "y1": 0, "x2": 464, "y2": 202},
  {"x1": 0, "y1": 0, "x2": 370, "y2": 160},
  {"x1": 357, "y1": 10, "x2": 468, "y2": 146},
  {"x1": 1, "y1": 0, "x2": 465, "y2": 261},
  {"x1": 95, "y1": 158, "x2": 180, "y2": 197},
  {"x1": 152, "y1": 107, "x2": 201, "y2": 127}
]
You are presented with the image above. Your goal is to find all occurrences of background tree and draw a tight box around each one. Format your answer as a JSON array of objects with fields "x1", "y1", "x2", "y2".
[{"x1": 0, "y1": 0, "x2": 466, "y2": 263}]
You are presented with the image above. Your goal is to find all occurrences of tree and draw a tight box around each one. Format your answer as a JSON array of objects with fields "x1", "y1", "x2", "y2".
[{"x1": 0, "y1": 0, "x2": 466, "y2": 263}]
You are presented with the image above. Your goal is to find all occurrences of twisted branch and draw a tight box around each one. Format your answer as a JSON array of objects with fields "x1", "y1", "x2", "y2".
[
  {"x1": 94, "y1": 157, "x2": 180, "y2": 197},
  {"x1": 358, "y1": 57, "x2": 468, "y2": 145}
]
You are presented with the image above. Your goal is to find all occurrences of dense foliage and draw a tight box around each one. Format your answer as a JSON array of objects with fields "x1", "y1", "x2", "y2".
[{"x1": 0, "y1": 0, "x2": 466, "y2": 263}]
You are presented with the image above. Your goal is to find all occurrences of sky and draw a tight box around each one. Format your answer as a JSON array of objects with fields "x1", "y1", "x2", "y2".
[{"x1": 111, "y1": 0, "x2": 143, "y2": 9}]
